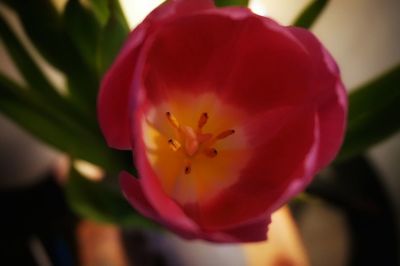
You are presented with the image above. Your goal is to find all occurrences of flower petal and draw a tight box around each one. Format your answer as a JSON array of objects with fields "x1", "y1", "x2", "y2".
[
  {"x1": 98, "y1": 24, "x2": 148, "y2": 149},
  {"x1": 120, "y1": 171, "x2": 200, "y2": 240},
  {"x1": 217, "y1": 216, "x2": 270, "y2": 243},
  {"x1": 120, "y1": 171, "x2": 159, "y2": 220},
  {"x1": 138, "y1": 11, "x2": 313, "y2": 112},
  {"x1": 132, "y1": 106, "x2": 202, "y2": 237},
  {"x1": 200, "y1": 109, "x2": 317, "y2": 229},
  {"x1": 146, "y1": 0, "x2": 214, "y2": 22},
  {"x1": 120, "y1": 170, "x2": 270, "y2": 242},
  {"x1": 289, "y1": 28, "x2": 347, "y2": 170},
  {"x1": 98, "y1": 0, "x2": 214, "y2": 150}
]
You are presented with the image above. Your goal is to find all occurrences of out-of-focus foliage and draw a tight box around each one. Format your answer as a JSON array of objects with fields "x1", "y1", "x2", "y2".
[
  {"x1": 214, "y1": 0, "x2": 249, "y2": 7},
  {"x1": 66, "y1": 167, "x2": 157, "y2": 228},
  {"x1": 0, "y1": 0, "x2": 136, "y2": 226},
  {"x1": 337, "y1": 65, "x2": 400, "y2": 161},
  {"x1": 293, "y1": 0, "x2": 329, "y2": 29}
]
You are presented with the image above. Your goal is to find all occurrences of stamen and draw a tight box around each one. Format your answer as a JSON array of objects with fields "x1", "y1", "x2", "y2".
[
  {"x1": 168, "y1": 139, "x2": 181, "y2": 151},
  {"x1": 216, "y1": 129, "x2": 235, "y2": 140},
  {"x1": 166, "y1": 112, "x2": 180, "y2": 129},
  {"x1": 184, "y1": 165, "x2": 192, "y2": 175},
  {"x1": 198, "y1": 112, "x2": 208, "y2": 129},
  {"x1": 204, "y1": 148, "x2": 218, "y2": 158}
]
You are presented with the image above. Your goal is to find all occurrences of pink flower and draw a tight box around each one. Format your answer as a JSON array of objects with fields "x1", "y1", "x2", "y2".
[{"x1": 98, "y1": 0, "x2": 347, "y2": 242}]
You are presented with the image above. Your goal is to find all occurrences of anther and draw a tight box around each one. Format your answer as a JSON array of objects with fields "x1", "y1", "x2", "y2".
[
  {"x1": 198, "y1": 112, "x2": 208, "y2": 129},
  {"x1": 216, "y1": 129, "x2": 235, "y2": 140},
  {"x1": 184, "y1": 165, "x2": 191, "y2": 175},
  {"x1": 204, "y1": 148, "x2": 218, "y2": 158},
  {"x1": 166, "y1": 111, "x2": 180, "y2": 129},
  {"x1": 168, "y1": 139, "x2": 181, "y2": 151}
]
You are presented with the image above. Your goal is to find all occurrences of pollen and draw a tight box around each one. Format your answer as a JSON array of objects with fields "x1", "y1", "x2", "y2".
[
  {"x1": 184, "y1": 165, "x2": 191, "y2": 175},
  {"x1": 168, "y1": 139, "x2": 181, "y2": 151},
  {"x1": 198, "y1": 112, "x2": 208, "y2": 129},
  {"x1": 166, "y1": 111, "x2": 180, "y2": 129}
]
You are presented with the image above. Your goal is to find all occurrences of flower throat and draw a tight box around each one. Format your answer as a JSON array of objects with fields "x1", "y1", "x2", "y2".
[{"x1": 165, "y1": 111, "x2": 235, "y2": 175}]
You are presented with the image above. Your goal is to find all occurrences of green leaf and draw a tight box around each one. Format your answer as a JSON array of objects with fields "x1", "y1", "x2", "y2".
[
  {"x1": 293, "y1": 0, "x2": 328, "y2": 29},
  {"x1": 66, "y1": 167, "x2": 156, "y2": 228},
  {"x1": 214, "y1": 0, "x2": 249, "y2": 7},
  {"x1": 3, "y1": 0, "x2": 99, "y2": 110},
  {"x1": 88, "y1": 0, "x2": 110, "y2": 26},
  {"x1": 337, "y1": 64, "x2": 400, "y2": 161},
  {"x1": 64, "y1": 0, "x2": 102, "y2": 72},
  {"x1": 0, "y1": 14, "x2": 95, "y2": 130},
  {"x1": 97, "y1": 0, "x2": 130, "y2": 74},
  {"x1": 0, "y1": 15, "x2": 58, "y2": 100},
  {"x1": 0, "y1": 74, "x2": 130, "y2": 175},
  {"x1": 3, "y1": 0, "x2": 81, "y2": 72}
]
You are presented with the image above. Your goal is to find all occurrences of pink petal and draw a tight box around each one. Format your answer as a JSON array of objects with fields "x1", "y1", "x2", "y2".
[
  {"x1": 138, "y1": 11, "x2": 313, "y2": 112},
  {"x1": 120, "y1": 170, "x2": 200, "y2": 239},
  {"x1": 98, "y1": 0, "x2": 214, "y2": 149},
  {"x1": 200, "y1": 109, "x2": 317, "y2": 229},
  {"x1": 288, "y1": 28, "x2": 347, "y2": 170},
  {"x1": 98, "y1": 24, "x2": 148, "y2": 149},
  {"x1": 269, "y1": 114, "x2": 321, "y2": 212},
  {"x1": 131, "y1": 106, "x2": 201, "y2": 237},
  {"x1": 145, "y1": 0, "x2": 214, "y2": 22},
  {"x1": 216, "y1": 216, "x2": 270, "y2": 243},
  {"x1": 121, "y1": 170, "x2": 270, "y2": 242},
  {"x1": 120, "y1": 171, "x2": 159, "y2": 220}
]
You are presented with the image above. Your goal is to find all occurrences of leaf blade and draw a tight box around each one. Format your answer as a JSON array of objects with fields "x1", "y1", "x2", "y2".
[
  {"x1": 214, "y1": 0, "x2": 249, "y2": 7},
  {"x1": 337, "y1": 64, "x2": 400, "y2": 161},
  {"x1": 293, "y1": 0, "x2": 328, "y2": 29},
  {"x1": 64, "y1": 0, "x2": 102, "y2": 72}
]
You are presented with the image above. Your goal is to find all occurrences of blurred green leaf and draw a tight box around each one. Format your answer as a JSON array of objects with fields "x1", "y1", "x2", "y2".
[
  {"x1": 214, "y1": 0, "x2": 249, "y2": 7},
  {"x1": 89, "y1": 0, "x2": 110, "y2": 26},
  {"x1": 0, "y1": 15, "x2": 58, "y2": 100},
  {"x1": 2, "y1": 0, "x2": 82, "y2": 72},
  {"x1": 337, "y1": 64, "x2": 400, "y2": 161},
  {"x1": 293, "y1": 0, "x2": 328, "y2": 29},
  {"x1": 3, "y1": 0, "x2": 99, "y2": 111},
  {"x1": 64, "y1": 0, "x2": 102, "y2": 72},
  {"x1": 97, "y1": 0, "x2": 130, "y2": 75},
  {"x1": 0, "y1": 74, "x2": 130, "y2": 175},
  {"x1": 0, "y1": 14, "x2": 95, "y2": 129},
  {"x1": 66, "y1": 167, "x2": 156, "y2": 228}
]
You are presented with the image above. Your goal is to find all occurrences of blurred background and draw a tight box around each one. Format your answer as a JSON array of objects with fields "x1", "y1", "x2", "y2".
[{"x1": 0, "y1": 0, "x2": 399, "y2": 265}]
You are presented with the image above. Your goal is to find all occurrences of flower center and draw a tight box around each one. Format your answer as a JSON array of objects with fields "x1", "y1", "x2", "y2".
[
  {"x1": 141, "y1": 93, "x2": 250, "y2": 203},
  {"x1": 165, "y1": 111, "x2": 235, "y2": 175}
]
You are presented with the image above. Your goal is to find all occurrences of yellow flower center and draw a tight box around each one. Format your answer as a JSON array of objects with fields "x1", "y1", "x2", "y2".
[
  {"x1": 142, "y1": 93, "x2": 250, "y2": 203},
  {"x1": 165, "y1": 111, "x2": 236, "y2": 175}
]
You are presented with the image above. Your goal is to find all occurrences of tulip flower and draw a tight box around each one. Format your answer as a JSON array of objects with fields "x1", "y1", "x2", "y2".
[{"x1": 98, "y1": 0, "x2": 347, "y2": 242}]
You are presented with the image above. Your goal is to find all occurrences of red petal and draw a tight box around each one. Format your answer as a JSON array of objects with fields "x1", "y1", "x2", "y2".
[
  {"x1": 146, "y1": 0, "x2": 214, "y2": 22},
  {"x1": 98, "y1": 24, "x2": 148, "y2": 149},
  {"x1": 120, "y1": 171, "x2": 159, "y2": 220},
  {"x1": 216, "y1": 216, "x2": 270, "y2": 243},
  {"x1": 131, "y1": 106, "x2": 201, "y2": 237},
  {"x1": 289, "y1": 28, "x2": 347, "y2": 170},
  {"x1": 200, "y1": 110, "x2": 317, "y2": 229},
  {"x1": 120, "y1": 170, "x2": 200, "y2": 240},
  {"x1": 139, "y1": 10, "x2": 313, "y2": 112},
  {"x1": 120, "y1": 170, "x2": 269, "y2": 242},
  {"x1": 98, "y1": 0, "x2": 214, "y2": 150}
]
